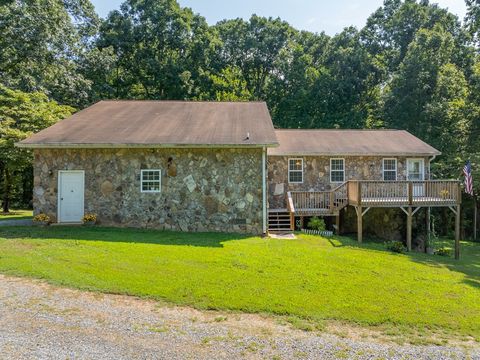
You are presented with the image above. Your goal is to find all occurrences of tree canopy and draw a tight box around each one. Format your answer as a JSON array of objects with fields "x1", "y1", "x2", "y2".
[{"x1": 0, "y1": 0, "x2": 479, "y2": 231}]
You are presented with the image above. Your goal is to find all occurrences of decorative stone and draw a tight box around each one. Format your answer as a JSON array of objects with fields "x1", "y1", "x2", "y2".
[
  {"x1": 101, "y1": 180, "x2": 114, "y2": 196},
  {"x1": 246, "y1": 193, "x2": 254, "y2": 203},
  {"x1": 34, "y1": 186, "x2": 44, "y2": 197},
  {"x1": 273, "y1": 183, "x2": 284, "y2": 196},
  {"x1": 236, "y1": 200, "x2": 246, "y2": 210},
  {"x1": 183, "y1": 175, "x2": 196, "y2": 193}
]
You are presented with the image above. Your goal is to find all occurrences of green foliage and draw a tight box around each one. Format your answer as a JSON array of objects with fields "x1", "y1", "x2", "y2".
[
  {"x1": 307, "y1": 217, "x2": 326, "y2": 231},
  {"x1": 385, "y1": 240, "x2": 406, "y2": 253},
  {"x1": 435, "y1": 247, "x2": 452, "y2": 257},
  {"x1": 0, "y1": 227, "x2": 479, "y2": 340},
  {"x1": 0, "y1": 86, "x2": 74, "y2": 211},
  {"x1": 1, "y1": 0, "x2": 480, "y2": 236}
]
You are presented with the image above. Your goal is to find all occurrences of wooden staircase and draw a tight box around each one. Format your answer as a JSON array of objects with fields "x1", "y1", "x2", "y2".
[{"x1": 268, "y1": 209, "x2": 293, "y2": 233}]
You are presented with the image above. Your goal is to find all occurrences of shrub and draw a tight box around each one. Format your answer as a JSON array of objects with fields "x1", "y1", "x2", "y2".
[
  {"x1": 307, "y1": 216, "x2": 326, "y2": 231},
  {"x1": 385, "y1": 240, "x2": 406, "y2": 254},
  {"x1": 82, "y1": 213, "x2": 97, "y2": 223},
  {"x1": 33, "y1": 213, "x2": 50, "y2": 223},
  {"x1": 435, "y1": 247, "x2": 452, "y2": 257}
]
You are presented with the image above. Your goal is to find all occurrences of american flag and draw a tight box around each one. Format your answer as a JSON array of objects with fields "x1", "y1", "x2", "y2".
[{"x1": 464, "y1": 160, "x2": 474, "y2": 196}]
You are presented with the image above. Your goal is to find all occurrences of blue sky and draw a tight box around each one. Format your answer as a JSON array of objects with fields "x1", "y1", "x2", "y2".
[{"x1": 90, "y1": 0, "x2": 467, "y2": 35}]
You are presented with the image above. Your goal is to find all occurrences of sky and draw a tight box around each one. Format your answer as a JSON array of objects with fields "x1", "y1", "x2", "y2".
[{"x1": 90, "y1": 0, "x2": 467, "y2": 35}]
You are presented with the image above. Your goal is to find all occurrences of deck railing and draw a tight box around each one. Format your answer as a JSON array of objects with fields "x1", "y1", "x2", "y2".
[
  {"x1": 290, "y1": 182, "x2": 349, "y2": 215},
  {"x1": 290, "y1": 180, "x2": 460, "y2": 215},
  {"x1": 348, "y1": 180, "x2": 461, "y2": 207},
  {"x1": 286, "y1": 191, "x2": 295, "y2": 230}
]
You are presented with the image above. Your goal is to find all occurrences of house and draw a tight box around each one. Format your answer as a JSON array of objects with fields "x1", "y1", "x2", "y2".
[
  {"x1": 17, "y1": 100, "x2": 462, "y2": 256},
  {"x1": 17, "y1": 101, "x2": 278, "y2": 234}
]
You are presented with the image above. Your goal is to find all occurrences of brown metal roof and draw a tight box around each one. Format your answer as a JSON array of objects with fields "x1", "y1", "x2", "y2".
[
  {"x1": 269, "y1": 129, "x2": 441, "y2": 156},
  {"x1": 18, "y1": 100, "x2": 278, "y2": 148}
]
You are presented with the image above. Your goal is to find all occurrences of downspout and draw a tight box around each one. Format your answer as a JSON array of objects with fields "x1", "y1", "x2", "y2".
[
  {"x1": 428, "y1": 155, "x2": 436, "y2": 179},
  {"x1": 262, "y1": 146, "x2": 267, "y2": 236}
]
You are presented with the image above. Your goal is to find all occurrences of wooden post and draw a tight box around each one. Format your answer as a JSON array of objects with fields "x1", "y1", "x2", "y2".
[
  {"x1": 357, "y1": 182, "x2": 362, "y2": 206},
  {"x1": 357, "y1": 206, "x2": 362, "y2": 243},
  {"x1": 474, "y1": 196, "x2": 478, "y2": 241},
  {"x1": 407, "y1": 206, "x2": 412, "y2": 251},
  {"x1": 335, "y1": 214, "x2": 340, "y2": 235},
  {"x1": 408, "y1": 182, "x2": 413, "y2": 205},
  {"x1": 426, "y1": 207, "x2": 431, "y2": 252},
  {"x1": 455, "y1": 204, "x2": 461, "y2": 260}
]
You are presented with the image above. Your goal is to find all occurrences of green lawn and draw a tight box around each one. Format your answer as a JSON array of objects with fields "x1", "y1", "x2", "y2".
[
  {"x1": 0, "y1": 209, "x2": 33, "y2": 221},
  {"x1": 0, "y1": 226, "x2": 479, "y2": 343}
]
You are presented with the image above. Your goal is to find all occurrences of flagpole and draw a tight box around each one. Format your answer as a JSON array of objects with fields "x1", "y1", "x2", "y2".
[{"x1": 474, "y1": 193, "x2": 478, "y2": 241}]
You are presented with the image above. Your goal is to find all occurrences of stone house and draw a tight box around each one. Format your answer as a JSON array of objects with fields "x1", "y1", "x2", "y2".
[
  {"x1": 18, "y1": 101, "x2": 278, "y2": 234},
  {"x1": 268, "y1": 129, "x2": 438, "y2": 209},
  {"x1": 18, "y1": 100, "x2": 460, "y2": 246}
]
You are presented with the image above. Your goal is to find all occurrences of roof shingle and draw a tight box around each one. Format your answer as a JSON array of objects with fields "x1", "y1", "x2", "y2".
[
  {"x1": 18, "y1": 100, "x2": 278, "y2": 148},
  {"x1": 268, "y1": 129, "x2": 440, "y2": 156}
]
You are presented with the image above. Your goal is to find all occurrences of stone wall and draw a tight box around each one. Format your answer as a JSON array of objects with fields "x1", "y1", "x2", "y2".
[
  {"x1": 33, "y1": 148, "x2": 264, "y2": 234},
  {"x1": 267, "y1": 155, "x2": 430, "y2": 208}
]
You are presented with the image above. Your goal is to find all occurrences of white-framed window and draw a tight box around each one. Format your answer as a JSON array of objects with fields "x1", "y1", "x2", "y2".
[
  {"x1": 288, "y1": 158, "x2": 303, "y2": 183},
  {"x1": 330, "y1": 158, "x2": 345, "y2": 183},
  {"x1": 407, "y1": 158, "x2": 425, "y2": 180},
  {"x1": 383, "y1": 158, "x2": 397, "y2": 181},
  {"x1": 141, "y1": 169, "x2": 162, "y2": 193}
]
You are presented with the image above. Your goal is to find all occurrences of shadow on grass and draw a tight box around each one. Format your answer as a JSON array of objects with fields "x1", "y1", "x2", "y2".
[
  {"x1": 0, "y1": 225, "x2": 253, "y2": 248},
  {"x1": 331, "y1": 234, "x2": 480, "y2": 290}
]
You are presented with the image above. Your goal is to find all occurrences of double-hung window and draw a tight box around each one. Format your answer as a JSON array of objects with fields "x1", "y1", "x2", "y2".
[
  {"x1": 330, "y1": 158, "x2": 345, "y2": 183},
  {"x1": 383, "y1": 158, "x2": 397, "y2": 181},
  {"x1": 141, "y1": 169, "x2": 161, "y2": 193},
  {"x1": 288, "y1": 158, "x2": 303, "y2": 183}
]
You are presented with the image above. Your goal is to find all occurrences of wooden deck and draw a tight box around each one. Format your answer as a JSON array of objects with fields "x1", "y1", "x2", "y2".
[
  {"x1": 289, "y1": 180, "x2": 460, "y2": 215},
  {"x1": 285, "y1": 180, "x2": 462, "y2": 258}
]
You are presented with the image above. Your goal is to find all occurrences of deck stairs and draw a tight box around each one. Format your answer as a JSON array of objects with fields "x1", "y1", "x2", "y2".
[{"x1": 268, "y1": 209, "x2": 293, "y2": 233}]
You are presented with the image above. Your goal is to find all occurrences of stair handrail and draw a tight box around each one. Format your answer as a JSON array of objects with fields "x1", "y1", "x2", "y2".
[{"x1": 286, "y1": 191, "x2": 295, "y2": 231}]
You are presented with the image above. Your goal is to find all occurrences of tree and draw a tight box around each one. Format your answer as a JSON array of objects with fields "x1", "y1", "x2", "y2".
[
  {"x1": 0, "y1": 86, "x2": 74, "y2": 212},
  {"x1": 96, "y1": 0, "x2": 218, "y2": 100}
]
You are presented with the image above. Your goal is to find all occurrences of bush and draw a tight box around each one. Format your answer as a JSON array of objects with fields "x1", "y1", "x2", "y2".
[
  {"x1": 33, "y1": 213, "x2": 50, "y2": 223},
  {"x1": 385, "y1": 240, "x2": 406, "y2": 254},
  {"x1": 435, "y1": 247, "x2": 452, "y2": 257},
  {"x1": 307, "y1": 216, "x2": 326, "y2": 231}
]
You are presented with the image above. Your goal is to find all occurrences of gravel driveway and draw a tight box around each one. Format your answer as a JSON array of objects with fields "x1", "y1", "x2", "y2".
[{"x1": 0, "y1": 275, "x2": 478, "y2": 360}]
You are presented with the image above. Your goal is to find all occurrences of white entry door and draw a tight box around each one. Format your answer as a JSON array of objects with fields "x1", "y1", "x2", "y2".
[
  {"x1": 407, "y1": 159, "x2": 425, "y2": 197},
  {"x1": 58, "y1": 171, "x2": 84, "y2": 223}
]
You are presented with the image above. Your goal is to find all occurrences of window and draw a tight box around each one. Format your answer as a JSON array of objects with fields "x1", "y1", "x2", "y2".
[
  {"x1": 407, "y1": 159, "x2": 424, "y2": 180},
  {"x1": 383, "y1": 158, "x2": 397, "y2": 181},
  {"x1": 330, "y1": 158, "x2": 345, "y2": 183},
  {"x1": 288, "y1": 158, "x2": 303, "y2": 183},
  {"x1": 141, "y1": 170, "x2": 161, "y2": 193}
]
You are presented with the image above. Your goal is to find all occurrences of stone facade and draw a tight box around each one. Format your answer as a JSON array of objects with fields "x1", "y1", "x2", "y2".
[
  {"x1": 267, "y1": 155, "x2": 430, "y2": 208},
  {"x1": 33, "y1": 148, "x2": 264, "y2": 234}
]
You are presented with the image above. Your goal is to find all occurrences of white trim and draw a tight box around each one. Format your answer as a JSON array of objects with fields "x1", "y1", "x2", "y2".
[
  {"x1": 140, "y1": 169, "x2": 162, "y2": 193},
  {"x1": 57, "y1": 170, "x2": 85, "y2": 223},
  {"x1": 16, "y1": 143, "x2": 279, "y2": 149},
  {"x1": 330, "y1": 158, "x2": 345, "y2": 183},
  {"x1": 288, "y1": 158, "x2": 304, "y2": 184},
  {"x1": 407, "y1": 158, "x2": 425, "y2": 181},
  {"x1": 382, "y1": 158, "x2": 397, "y2": 181}
]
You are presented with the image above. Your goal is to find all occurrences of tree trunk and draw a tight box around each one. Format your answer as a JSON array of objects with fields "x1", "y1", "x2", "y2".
[{"x1": 2, "y1": 167, "x2": 11, "y2": 213}]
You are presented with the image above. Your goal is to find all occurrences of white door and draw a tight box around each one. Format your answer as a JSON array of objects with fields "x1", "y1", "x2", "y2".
[
  {"x1": 58, "y1": 171, "x2": 84, "y2": 223},
  {"x1": 407, "y1": 159, "x2": 425, "y2": 197}
]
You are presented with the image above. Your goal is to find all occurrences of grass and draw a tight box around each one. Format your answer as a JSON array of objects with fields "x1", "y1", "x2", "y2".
[
  {"x1": 0, "y1": 209, "x2": 33, "y2": 221},
  {"x1": 0, "y1": 226, "x2": 479, "y2": 343}
]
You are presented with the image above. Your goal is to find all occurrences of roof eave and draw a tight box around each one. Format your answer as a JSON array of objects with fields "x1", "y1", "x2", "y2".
[
  {"x1": 267, "y1": 151, "x2": 442, "y2": 157},
  {"x1": 15, "y1": 142, "x2": 280, "y2": 149}
]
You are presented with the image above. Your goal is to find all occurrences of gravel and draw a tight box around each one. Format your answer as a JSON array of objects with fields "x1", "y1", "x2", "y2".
[{"x1": 0, "y1": 275, "x2": 478, "y2": 360}]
